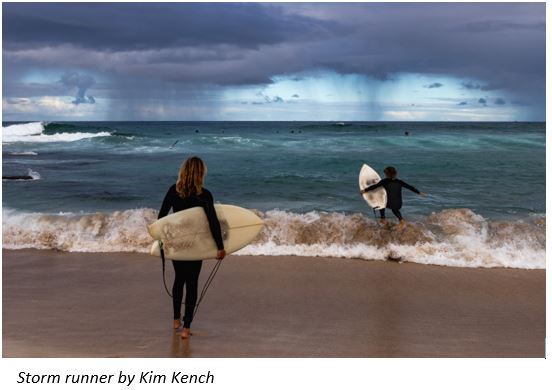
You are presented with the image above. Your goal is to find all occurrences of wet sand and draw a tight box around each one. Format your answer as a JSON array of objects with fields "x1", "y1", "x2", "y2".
[{"x1": 2, "y1": 249, "x2": 545, "y2": 357}]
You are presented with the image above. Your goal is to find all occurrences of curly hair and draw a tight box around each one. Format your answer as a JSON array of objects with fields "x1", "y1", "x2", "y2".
[{"x1": 176, "y1": 156, "x2": 207, "y2": 198}]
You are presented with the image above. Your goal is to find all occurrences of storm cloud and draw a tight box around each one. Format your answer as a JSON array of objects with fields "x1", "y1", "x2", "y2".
[
  {"x1": 59, "y1": 72, "x2": 96, "y2": 105},
  {"x1": 462, "y1": 82, "x2": 498, "y2": 91},
  {"x1": 2, "y1": 2, "x2": 545, "y2": 120},
  {"x1": 425, "y1": 83, "x2": 443, "y2": 89},
  {"x1": 2, "y1": 3, "x2": 344, "y2": 51},
  {"x1": 253, "y1": 91, "x2": 285, "y2": 104}
]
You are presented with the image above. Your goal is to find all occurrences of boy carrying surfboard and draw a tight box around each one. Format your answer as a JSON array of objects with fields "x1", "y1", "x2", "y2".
[{"x1": 360, "y1": 166, "x2": 426, "y2": 227}]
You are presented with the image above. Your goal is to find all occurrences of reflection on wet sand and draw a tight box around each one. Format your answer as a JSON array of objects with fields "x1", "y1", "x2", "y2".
[{"x1": 3, "y1": 250, "x2": 545, "y2": 357}]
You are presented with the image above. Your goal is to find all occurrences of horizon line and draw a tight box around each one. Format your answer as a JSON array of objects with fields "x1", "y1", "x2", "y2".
[{"x1": 2, "y1": 119, "x2": 546, "y2": 124}]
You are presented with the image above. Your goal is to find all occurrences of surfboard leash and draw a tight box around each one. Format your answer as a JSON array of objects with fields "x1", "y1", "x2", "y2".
[
  {"x1": 192, "y1": 258, "x2": 223, "y2": 321},
  {"x1": 158, "y1": 240, "x2": 223, "y2": 321},
  {"x1": 159, "y1": 241, "x2": 174, "y2": 297}
]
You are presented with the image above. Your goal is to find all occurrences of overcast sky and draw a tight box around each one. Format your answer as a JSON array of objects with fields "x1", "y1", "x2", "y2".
[{"x1": 2, "y1": 2, "x2": 545, "y2": 121}]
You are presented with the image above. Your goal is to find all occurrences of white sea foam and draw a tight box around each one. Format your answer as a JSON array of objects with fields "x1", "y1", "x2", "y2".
[
  {"x1": 2, "y1": 122, "x2": 110, "y2": 143},
  {"x1": 236, "y1": 209, "x2": 545, "y2": 269},
  {"x1": 7, "y1": 151, "x2": 38, "y2": 156},
  {"x1": 2, "y1": 208, "x2": 157, "y2": 253},
  {"x1": 1, "y1": 207, "x2": 545, "y2": 269},
  {"x1": 27, "y1": 169, "x2": 41, "y2": 180}
]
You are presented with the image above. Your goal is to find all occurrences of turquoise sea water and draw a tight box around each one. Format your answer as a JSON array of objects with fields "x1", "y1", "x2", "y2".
[
  {"x1": 2, "y1": 121, "x2": 546, "y2": 268},
  {"x1": 2, "y1": 121, "x2": 545, "y2": 216}
]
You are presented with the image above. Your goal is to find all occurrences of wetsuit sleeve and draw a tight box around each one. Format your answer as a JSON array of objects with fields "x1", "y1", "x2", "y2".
[
  {"x1": 158, "y1": 186, "x2": 174, "y2": 219},
  {"x1": 201, "y1": 190, "x2": 225, "y2": 251},
  {"x1": 399, "y1": 180, "x2": 420, "y2": 194},
  {"x1": 364, "y1": 179, "x2": 385, "y2": 192}
]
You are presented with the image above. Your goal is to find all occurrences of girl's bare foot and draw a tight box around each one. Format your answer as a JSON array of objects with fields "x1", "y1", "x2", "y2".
[
  {"x1": 173, "y1": 319, "x2": 181, "y2": 330},
  {"x1": 181, "y1": 328, "x2": 191, "y2": 339}
]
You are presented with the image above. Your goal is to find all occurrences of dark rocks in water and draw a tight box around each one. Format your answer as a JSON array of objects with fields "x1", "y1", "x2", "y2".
[
  {"x1": 195, "y1": 130, "x2": 199, "y2": 133},
  {"x1": 404, "y1": 131, "x2": 410, "y2": 136},
  {"x1": 3, "y1": 175, "x2": 33, "y2": 180}
]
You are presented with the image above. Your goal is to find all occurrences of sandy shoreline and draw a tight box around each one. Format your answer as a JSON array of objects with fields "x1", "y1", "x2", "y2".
[{"x1": 2, "y1": 249, "x2": 545, "y2": 357}]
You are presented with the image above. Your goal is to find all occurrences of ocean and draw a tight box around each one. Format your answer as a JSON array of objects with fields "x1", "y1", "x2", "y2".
[{"x1": 2, "y1": 121, "x2": 546, "y2": 269}]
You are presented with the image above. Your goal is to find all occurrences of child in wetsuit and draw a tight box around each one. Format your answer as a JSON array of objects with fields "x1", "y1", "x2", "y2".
[{"x1": 361, "y1": 166, "x2": 425, "y2": 226}]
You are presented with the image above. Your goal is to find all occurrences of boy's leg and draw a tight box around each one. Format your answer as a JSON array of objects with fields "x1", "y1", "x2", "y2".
[
  {"x1": 378, "y1": 209, "x2": 388, "y2": 225},
  {"x1": 391, "y1": 209, "x2": 403, "y2": 220},
  {"x1": 392, "y1": 209, "x2": 405, "y2": 227}
]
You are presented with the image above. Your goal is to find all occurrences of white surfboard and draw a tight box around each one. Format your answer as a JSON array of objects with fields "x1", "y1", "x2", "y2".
[
  {"x1": 359, "y1": 164, "x2": 387, "y2": 210},
  {"x1": 148, "y1": 204, "x2": 263, "y2": 261}
]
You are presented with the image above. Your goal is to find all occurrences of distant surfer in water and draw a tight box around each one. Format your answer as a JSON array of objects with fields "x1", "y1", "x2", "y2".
[
  {"x1": 361, "y1": 166, "x2": 425, "y2": 227},
  {"x1": 158, "y1": 156, "x2": 226, "y2": 339}
]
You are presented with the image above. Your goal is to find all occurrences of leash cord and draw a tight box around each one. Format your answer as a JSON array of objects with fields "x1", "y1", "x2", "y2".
[
  {"x1": 192, "y1": 259, "x2": 223, "y2": 320},
  {"x1": 159, "y1": 241, "x2": 223, "y2": 322}
]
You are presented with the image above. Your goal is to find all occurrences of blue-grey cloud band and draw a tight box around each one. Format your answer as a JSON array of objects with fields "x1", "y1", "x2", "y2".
[{"x1": 2, "y1": 2, "x2": 545, "y2": 120}]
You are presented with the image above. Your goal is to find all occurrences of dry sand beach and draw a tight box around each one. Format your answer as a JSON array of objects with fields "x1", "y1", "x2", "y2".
[{"x1": 2, "y1": 249, "x2": 545, "y2": 357}]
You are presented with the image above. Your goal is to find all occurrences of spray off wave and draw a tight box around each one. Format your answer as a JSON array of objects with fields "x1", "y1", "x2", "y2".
[
  {"x1": 2, "y1": 122, "x2": 111, "y2": 143},
  {"x1": 2, "y1": 208, "x2": 544, "y2": 269}
]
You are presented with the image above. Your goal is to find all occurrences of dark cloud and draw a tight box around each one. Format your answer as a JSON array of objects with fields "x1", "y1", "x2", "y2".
[
  {"x1": 425, "y1": 82, "x2": 443, "y2": 89},
  {"x1": 255, "y1": 91, "x2": 284, "y2": 104},
  {"x1": 5, "y1": 97, "x2": 31, "y2": 105},
  {"x1": 1, "y1": 2, "x2": 545, "y2": 119},
  {"x1": 2, "y1": 3, "x2": 344, "y2": 51},
  {"x1": 494, "y1": 97, "x2": 506, "y2": 105},
  {"x1": 458, "y1": 101, "x2": 468, "y2": 106},
  {"x1": 292, "y1": 94, "x2": 300, "y2": 98},
  {"x1": 462, "y1": 82, "x2": 498, "y2": 91},
  {"x1": 511, "y1": 100, "x2": 527, "y2": 106},
  {"x1": 478, "y1": 98, "x2": 487, "y2": 105},
  {"x1": 59, "y1": 72, "x2": 96, "y2": 105},
  {"x1": 460, "y1": 20, "x2": 545, "y2": 33}
]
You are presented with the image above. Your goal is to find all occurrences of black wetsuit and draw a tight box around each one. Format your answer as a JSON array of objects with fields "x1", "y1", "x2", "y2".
[
  {"x1": 158, "y1": 185, "x2": 224, "y2": 327},
  {"x1": 364, "y1": 178, "x2": 420, "y2": 221}
]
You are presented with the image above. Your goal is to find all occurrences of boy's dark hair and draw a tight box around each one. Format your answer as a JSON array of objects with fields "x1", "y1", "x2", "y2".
[{"x1": 384, "y1": 166, "x2": 397, "y2": 178}]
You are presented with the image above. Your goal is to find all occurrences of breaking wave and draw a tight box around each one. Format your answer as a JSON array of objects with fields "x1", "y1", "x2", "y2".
[
  {"x1": 2, "y1": 208, "x2": 545, "y2": 269},
  {"x1": 28, "y1": 169, "x2": 41, "y2": 180},
  {"x1": 6, "y1": 151, "x2": 38, "y2": 156},
  {"x1": 2, "y1": 122, "x2": 111, "y2": 143}
]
